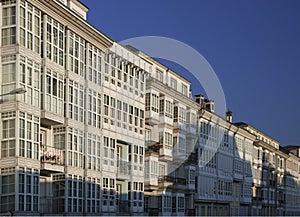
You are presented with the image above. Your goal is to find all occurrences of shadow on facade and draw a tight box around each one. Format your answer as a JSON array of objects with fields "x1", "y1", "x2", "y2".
[
  {"x1": 39, "y1": 173, "x2": 144, "y2": 215},
  {"x1": 0, "y1": 169, "x2": 145, "y2": 216},
  {"x1": 251, "y1": 145, "x2": 300, "y2": 217},
  {"x1": 144, "y1": 122, "x2": 255, "y2": 216},
  {"x1": 1, "y1": 134, "x2": 300, "y2": 216}
]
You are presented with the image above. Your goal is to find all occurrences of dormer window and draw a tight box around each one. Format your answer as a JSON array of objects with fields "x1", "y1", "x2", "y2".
[
  {"x1": 156, "y1": 69, "x2": 163, "y2": 82},
  {"x1": 170, "y1": 78, "x2": 177, "y2": 90},
  {"x1": 182, "y1": 84, "x2": 187, "y2": 96}
]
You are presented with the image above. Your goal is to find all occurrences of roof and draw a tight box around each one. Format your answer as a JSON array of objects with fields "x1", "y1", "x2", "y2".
[
  {"x1": 234, "y1": 122, "x2": 280, "y2": 144},
  {"x1": 125, "y1": 45, "x2": 192, "y2": 85}
]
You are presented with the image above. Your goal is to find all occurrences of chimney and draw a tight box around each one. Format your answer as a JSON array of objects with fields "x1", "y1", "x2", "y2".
[
  {"x1": 204, "y1": 99, "x2": 215, "y2": 113},
  {"x1": 194, "y1": 94, "x2": 205, "y2": 107},
  {"x1": 226, "y1": 110, "x2": 233, "y2": 123}
]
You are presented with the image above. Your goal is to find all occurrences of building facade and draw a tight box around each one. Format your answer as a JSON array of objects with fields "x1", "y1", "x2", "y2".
[
  {"x1": 0, "y1": 0, "x2": 148, "y2": 215},
  {"x1": 1, "y1": 0, "x2": 300, "y2": 216},
  {"x1": 194, "y1": 109, "x2": 255, "y2": 216}
]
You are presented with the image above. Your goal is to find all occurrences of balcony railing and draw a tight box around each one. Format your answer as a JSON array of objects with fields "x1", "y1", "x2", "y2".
[
  {"x1": 158, "y1": 175, "x2": 174, "y2": 183},
  {"x1": 117, "y1": 160, "x2": 131, "y2": 175},
  {"x1": 158, "y1": 175, "x2": 186, "y2": 185},
  {"x1": 40, "y1": 145, "x2": 65, "y2": 165},
  {"x1": 145, "y1": 141, "x2": 162, "y2": 154},
  {"x1": 174, "y1": 177, "x2": 187, "y2": 185}
]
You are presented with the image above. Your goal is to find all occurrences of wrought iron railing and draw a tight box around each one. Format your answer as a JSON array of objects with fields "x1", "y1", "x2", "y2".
[{"x1": 40, "y1": 145, "x2": 65, "y2": 165}]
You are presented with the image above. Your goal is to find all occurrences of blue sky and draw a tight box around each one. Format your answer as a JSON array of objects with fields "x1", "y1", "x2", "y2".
[{"x1": 80, "y1": 0, "x2": 300, "y2": 145}]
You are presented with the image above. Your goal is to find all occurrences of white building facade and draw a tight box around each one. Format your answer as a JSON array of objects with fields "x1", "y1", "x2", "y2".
[
  {"x1": 0, "y1": 0, "x2": 149, "y2": 215},
  {"x1": 1, "y1": 0, "x2": 300, "y2": 216}
]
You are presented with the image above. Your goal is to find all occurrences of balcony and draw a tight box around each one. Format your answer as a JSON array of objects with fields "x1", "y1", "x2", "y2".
[
  {"x1": 145, "y1": 176, "x2": 159, "y2": 190},
  {"x1": 173, "y1": 122, "x2": 186, "y2": 131},
  {"x1": 145, "y1": 110, "x2": 160, "y2": 126},
  {"x1": 159, "y1": 114, "x2": 173, "y2": 126},
  {"x1": 41, "y1": 110, "x2": 64, "y2": 127},
  {"x1": 145, "y1": 141, "x2": 161, "y2": 154},
  {"x1": 158, "y1": 175, "x2": 173, "y2": 189},
  {"x1": 186, "y1": 124, "x2": 197, "y2": 136},
  {"x1": 158, "y1": 175, "x2": 186, "y2": 189},
  {"x1": 173, "y1": 149, "x2": 186, "y2": 162},
  {"x1": 158, "y1": 175, "x2": 174, "y2": 183},
  {"x1": 175, "y1": 177, "x2": 187, "y2": 185},
  {"x1": 117, "y1": 160, "x2": 131, "y2": 180},
  {"x1": 159, "y1": 147, "x2": 173, "y2": 161},
  {"x1": 40, "y1": 145, "x2": 65, "y2": 172}
]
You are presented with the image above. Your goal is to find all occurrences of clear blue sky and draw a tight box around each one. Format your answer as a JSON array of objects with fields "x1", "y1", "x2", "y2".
[{"x1": 80, "y1": 0, "x2": 300, "y2": 145}]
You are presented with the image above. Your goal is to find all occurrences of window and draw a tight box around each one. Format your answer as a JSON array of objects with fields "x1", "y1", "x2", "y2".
[
  {"x1": 18, "y1": 112, "x2": 39, "y2": 159},
  {"x1": 156, "y1": 69, "x2": 163, "y2": 82},
  {"x1": 164, "y1": 132, "x2": 173, "y2": 150},
  {"x1": 170, "y1": 78, "x2": 177, "y2": 90},
  {"x1": 102, "y1": 178, "x2": 115, "y2": 207},
  {"x1": 2, "y1": 6, "x2": 16, "y2": 26},
  {"x1": 68, "y1": 80, "x2": 84, "y2": 123},
  {"x1": 18, "y1": 1, "x2": 41, "y2": 53},
  {"x1": 177, "y1": 195, "x2": 185, "y2": 213},
  {"x1": 46, "y1": 16, "x2": 64, "y2": 65},
  {"x1": 163, "y1": 194, "x2": 172, "y2": 213},
  {"x1": 2, "y1": 4, "x2": 16, "y2": 46},
  {"x1": 86, "y1": 134, "x2": 101, "y2": 171},
  {"x1": 69, "y1": 31, "x2": 85, "y2": 76},
  {"x1": 1, "y1": 174, "x2": 15, "y2": 212},
  {"x1": 129, "y1": 182, "x2": 144, "y2": 208},
  {"x1": 19, "y1": 56, "x2": 40, "y2": 107},
  {"x1": 145, "y1": 93, "x2": 150, "y2": 111},
  {"x1": 87, "y1": 90, "x2": 101, "y2": 127},
  {"x1": 178, "y1": 107, "x2": 186, "y2": 123},
  {"x1": 44, "y1": 69, "x2": 64, "y2": 115},
  {"x1": 1, "y1": 140, "x2": 15, "y2": 158},
  {"x1": 2, "y1": 27, "x2": 16, "y2": 45},
  {"x1": 182, "y1": 84, "x2": 188, "y2": 96},
  {"x1": 161, "y1": 99, "x2": 173, "y2": 118},
  {"x1": 87, "y1": 45, "x2": 102, "y2": 85},
  {"x1": 2, "y1": 62, "x2": 16, "y2": 83},
  {"x1": 2, "y1": 119, "x2": 15, "y2": 139},
  {"x1": 68, "y1": 128, "x2": 84, "y2": 168},
  {"x1": 151, "y1": 93, "x2": 159, "y2": 112}
]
